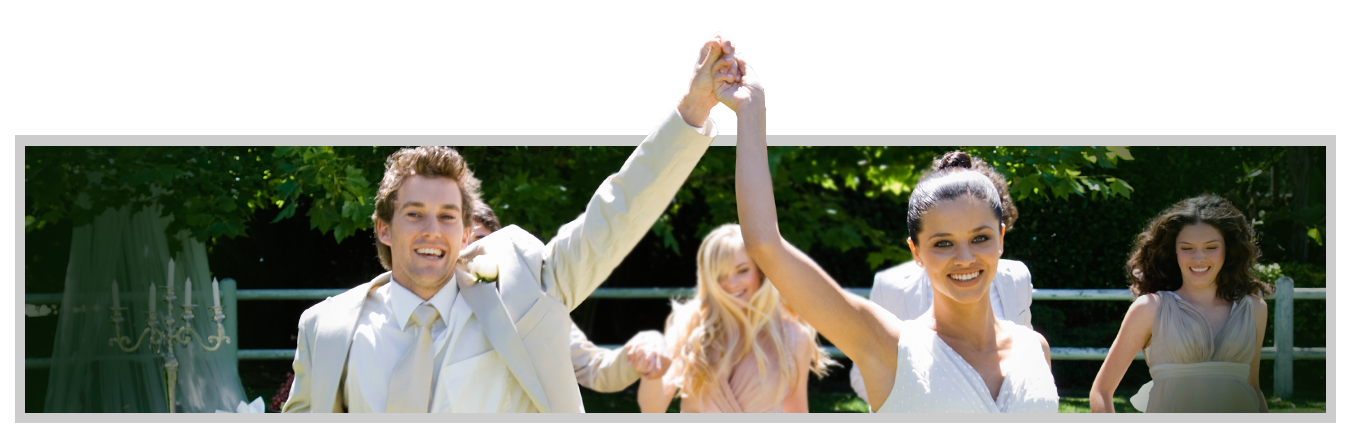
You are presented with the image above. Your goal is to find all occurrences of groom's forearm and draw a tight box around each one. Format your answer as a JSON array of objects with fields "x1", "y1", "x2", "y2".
[
  {"x1": 677, "y1": 94, "x2": 716, "y2": 130},
  {"x1": 541, "y1": 109, "x2": 714, "y2": 310}
]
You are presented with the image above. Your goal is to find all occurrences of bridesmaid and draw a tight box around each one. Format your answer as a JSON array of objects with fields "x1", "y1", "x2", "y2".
[
  {"x1": 636, "y1": 224, "x2": 838, "y2": 413},
  {"x1": 1090, "y1": 195, "x2": 1271, "y2": 412},
  {"x1": 721, "y1": 47, "x2": 1058, "y2": 412}
]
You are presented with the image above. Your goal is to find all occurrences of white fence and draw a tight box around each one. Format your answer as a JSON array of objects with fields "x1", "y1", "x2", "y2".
[{"x1": 24, "y1": 277, "x2": 1324, "y2": 398}]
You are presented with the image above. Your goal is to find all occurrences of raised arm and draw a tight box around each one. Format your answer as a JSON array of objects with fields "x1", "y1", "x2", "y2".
[
  {"x1": 1089, "y1": 293, "x2": 1158, "y2": 412},
  {"x1": 724, "y1": 52, "x2": 901, "y2": 411},
  {"x1": 540, "y1": 39, "x2": 735, "y2": 310}
]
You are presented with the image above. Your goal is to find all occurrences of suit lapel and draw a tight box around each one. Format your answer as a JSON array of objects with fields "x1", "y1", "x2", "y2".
[
  {"x1": 456, "y1": 267, "x2": 553, "y2": 413},
  {"x1": 993, "y1": 266, "x2": 1021, "y2": 324},
  {"x1": 313, "y1": 272, "x2": 387, "y2": 412}
]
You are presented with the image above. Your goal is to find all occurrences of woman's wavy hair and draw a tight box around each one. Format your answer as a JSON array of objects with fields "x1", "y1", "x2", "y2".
[
  {"x1": 665, "y1": 224, "x2": 838, "y2": 400},
  {"x1": 1124, "y1": 194, "x2": 1272, "y2": 301},
  {"x1": 908, "y1": 151, "x2": 1009, "y2": 243},
  {"x1": 372, "y1": 146, "x2": 482, "y2": 270}
]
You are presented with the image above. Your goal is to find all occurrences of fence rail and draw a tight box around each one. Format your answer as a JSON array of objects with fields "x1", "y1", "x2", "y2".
[
  {"x1": 23, "y1": 279, "x2": 1325, "y2": 399},
  {"x1": 21, "y1": 287, "x2": 1328, "y2": 304}
]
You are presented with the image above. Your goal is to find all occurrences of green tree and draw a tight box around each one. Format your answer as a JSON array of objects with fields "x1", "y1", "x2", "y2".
[
  {"x1": 29, "y1": 30, "x2": 1296, "y2": 134},
  {"x1": 26, "y1": 146, "x2": 1136, "y2": 270}
]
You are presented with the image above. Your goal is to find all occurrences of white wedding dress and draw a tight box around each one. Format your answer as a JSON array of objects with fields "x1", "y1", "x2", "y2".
[{"x1": 876, "y1": 318, "x2": 1059, "y2": 413}]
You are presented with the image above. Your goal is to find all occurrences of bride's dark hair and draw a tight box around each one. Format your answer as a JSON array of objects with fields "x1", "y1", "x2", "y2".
[{"x1": 906, "y1": 150, "x2": 1007, "y2": 243}]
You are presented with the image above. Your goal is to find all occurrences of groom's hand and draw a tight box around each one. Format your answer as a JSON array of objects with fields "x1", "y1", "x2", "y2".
[
  {"x1": 677, "y1": 36, "x2": 739, "y2": 128},
  {"x1": 714, "y1": 45, "x2": 764, "y2": 115}
]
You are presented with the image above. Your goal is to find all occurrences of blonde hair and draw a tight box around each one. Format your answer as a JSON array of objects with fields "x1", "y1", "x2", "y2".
[{"x1": 665, "y1": 224, "x2": 838, "y2": 400}]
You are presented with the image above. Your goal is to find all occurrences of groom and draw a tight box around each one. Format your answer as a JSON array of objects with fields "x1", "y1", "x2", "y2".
[{"x1": 282, "y1": 38, "x2": 739, "y2": 413}]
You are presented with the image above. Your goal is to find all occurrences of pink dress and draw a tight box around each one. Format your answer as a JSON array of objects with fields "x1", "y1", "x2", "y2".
[{"x1": 674, "y1": 319, "x2": 810, "y2": 413}]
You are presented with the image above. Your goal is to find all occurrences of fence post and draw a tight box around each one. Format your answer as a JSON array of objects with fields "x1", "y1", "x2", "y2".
[
  {"x1": 221, "y1": 278, "x2": 239, "y2": 361},
  {"x1": 1274, "y1": 276, "x2": 1294, "y2": 400}
]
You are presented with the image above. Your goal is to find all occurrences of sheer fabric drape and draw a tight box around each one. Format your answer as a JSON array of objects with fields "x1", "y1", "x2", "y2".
[{"x1": 43, "y1": 203, "x2": 244, "y2": 412}]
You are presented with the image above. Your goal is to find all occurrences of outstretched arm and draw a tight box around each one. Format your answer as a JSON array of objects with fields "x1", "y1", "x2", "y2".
[
  {"x1": 1090, "y1": 294, "x2": 1158, "y2": 412},
  {"x1": 570, "y1": 323, "x2": 649, "y2": 393},
  {"x1": 725, "y1": 52, "x2": 901, "y2": 411}
]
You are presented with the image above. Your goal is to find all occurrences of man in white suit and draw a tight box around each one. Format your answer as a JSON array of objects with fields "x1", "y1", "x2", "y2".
[{"x1": 283, "y1": 38, "x2": 739, "y2": 413}]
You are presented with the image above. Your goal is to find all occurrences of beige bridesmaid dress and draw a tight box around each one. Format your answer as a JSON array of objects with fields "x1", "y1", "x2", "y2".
[{"x1": 1133, "y1": 291, "x2": 1263, "y2": 413}]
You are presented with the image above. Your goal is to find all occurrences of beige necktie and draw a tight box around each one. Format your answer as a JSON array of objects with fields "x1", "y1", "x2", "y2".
[{"x1": 386, "y1": 303, "x2": 440, "y2": 413}]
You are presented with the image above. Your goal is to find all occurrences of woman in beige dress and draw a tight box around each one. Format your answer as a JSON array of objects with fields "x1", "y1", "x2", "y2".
[
  {"x1": 636, "y1": 224, "x2": 838, "y2": 413},
  {"x1": 1090, "y1": 194, "x2": 1272, "y2": 412}
]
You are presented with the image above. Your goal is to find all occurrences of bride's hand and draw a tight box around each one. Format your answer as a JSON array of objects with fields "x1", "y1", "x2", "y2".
[{"x1": 714, "y1": 43, "x2": 764, "y2": 114}]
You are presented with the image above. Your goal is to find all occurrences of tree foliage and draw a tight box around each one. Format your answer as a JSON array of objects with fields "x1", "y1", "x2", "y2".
[
  {"x1": 34, "y1": 30, "x2": 1306, "y2": 134},
  {"x1": 27, "y1": 146, "x2": 1136, "y2": 271}
]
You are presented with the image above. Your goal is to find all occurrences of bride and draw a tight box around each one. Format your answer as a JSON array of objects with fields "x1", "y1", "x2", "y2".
[{"x1": 719, "y1": 46, "x2": 1059, "y2": 412}]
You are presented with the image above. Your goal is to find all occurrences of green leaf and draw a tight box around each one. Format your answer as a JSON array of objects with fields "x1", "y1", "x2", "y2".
[
  {"x1": 277, "y1": 180, "x2": 300, "y2": 199},
  {"x1": 1308, "y1": 227, "x2": 1324, "y2": 247},
  {"x1": 1105, "y1": 146, "x2": 1134, "y2": 161},
  {"x1": 271, "y1": 203, "x2": 298, "y2": 223},
  {"x1": 334, "y1": 222, "x2": 352, "y2": 244},
  {"x1": 1109, "y1": 178, "x2": 1134, "y2": 199}
]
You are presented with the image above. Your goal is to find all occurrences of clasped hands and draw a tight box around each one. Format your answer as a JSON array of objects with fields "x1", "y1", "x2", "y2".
[
  {"x1": 624, "y1": 330, "x2": 670, "y2": 380},
  {"x1": 677, "y1": 36, "x2": 765, "y2": 129}
]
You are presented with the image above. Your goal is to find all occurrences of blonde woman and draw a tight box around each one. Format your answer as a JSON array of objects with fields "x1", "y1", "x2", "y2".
[{"x1": 637, "y1": 224, "x2": 838, "y2": 413}]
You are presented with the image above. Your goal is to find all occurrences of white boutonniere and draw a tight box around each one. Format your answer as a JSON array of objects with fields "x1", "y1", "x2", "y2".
[{"x1": 466, "y1": 254, "x2": 499, "y2": 284}]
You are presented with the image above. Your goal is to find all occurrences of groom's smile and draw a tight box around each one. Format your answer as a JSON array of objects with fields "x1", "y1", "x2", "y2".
[{"x1": 377, "y1": 174, "x2": 470, "y2": 300}]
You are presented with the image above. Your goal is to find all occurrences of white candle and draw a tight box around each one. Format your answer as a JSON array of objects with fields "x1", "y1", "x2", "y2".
[
  {"x1": 212, "y1": 278, "x2": 221, "y2": 308},
  {"x1": 111, "y1": 280, "x2": 120, "y2": 307},
  {"x1": 167, "y1": 258, "x2": 175, "y2": 291},
  {"x1": 149, "y1": 283, "x2": 157, "y2": 313},
  {"x1": 184, "y1": 277, "x2": 192, "y2": 307}
]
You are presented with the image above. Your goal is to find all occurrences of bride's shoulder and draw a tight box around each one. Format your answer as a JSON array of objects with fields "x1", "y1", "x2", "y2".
[{"x1": 1003, "y1": 322, "x2": 1050, "y2": 355}]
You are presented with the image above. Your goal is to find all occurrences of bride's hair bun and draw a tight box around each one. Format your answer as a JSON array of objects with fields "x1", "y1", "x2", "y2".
[{"x1": 937, "y1": 151, "x2": 973, "y2": 170}]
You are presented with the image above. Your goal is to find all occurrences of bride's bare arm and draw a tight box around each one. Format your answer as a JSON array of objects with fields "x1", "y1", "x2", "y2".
[{"x1": 723, "y1": 53, "x2": 899, "y2": 410}]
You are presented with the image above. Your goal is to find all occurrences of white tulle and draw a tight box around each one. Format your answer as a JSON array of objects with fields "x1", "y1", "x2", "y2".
[{"x1": 43, "y1": 202, "x2": 245, "y2": 412}]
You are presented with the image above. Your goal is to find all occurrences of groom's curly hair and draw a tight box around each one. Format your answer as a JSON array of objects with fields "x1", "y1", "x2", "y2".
[{"x1": 372, "y1": 146, "x2": 482, "y2": 270}]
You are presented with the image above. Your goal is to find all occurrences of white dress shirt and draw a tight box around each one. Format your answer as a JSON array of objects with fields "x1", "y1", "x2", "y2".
[{"x1": 342, "y1": 277, "x2": 458, "y2": 412}]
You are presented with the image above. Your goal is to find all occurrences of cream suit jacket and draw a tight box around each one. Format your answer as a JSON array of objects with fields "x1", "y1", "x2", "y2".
[
  {"x1": 849, "y1": 259, "x2": 1035, "y2": 404},
  {"x1": 282, "y1": 110, "x2": 714, "y2": 413},
  {"x1": 569, "y1": 322, "x2": 655, "y2": 393}
]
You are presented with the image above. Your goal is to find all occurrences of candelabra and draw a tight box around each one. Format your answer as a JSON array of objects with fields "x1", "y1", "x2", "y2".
[{"x1": 107, "y1": 265, "x2": 230, "y2": 413}]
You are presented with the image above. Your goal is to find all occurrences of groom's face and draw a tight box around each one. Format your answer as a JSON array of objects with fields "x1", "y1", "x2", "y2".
[{"x1": 376, "y1": 175, "x2": 470, "y2": 296}]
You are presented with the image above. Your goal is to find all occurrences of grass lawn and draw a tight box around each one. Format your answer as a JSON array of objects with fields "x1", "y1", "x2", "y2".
[
  {"x1": 584, "y1": 391, "x2": 1323, "y2": 414},
  {"x1": 238, "y1": 361, "x2": 1324, "y2": 414}
]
